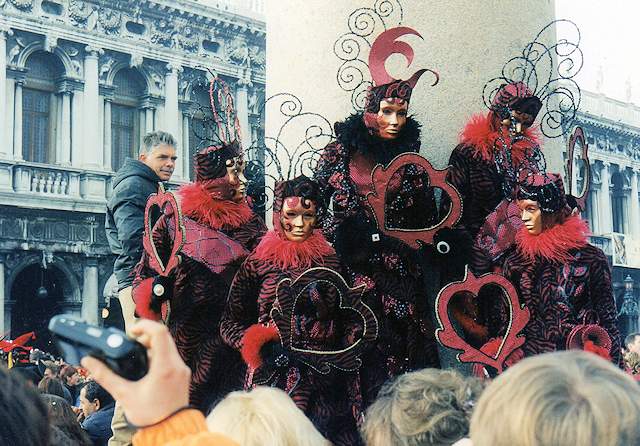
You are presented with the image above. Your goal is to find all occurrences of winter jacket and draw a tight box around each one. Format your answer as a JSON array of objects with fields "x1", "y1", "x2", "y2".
[
  {"x1": 82, "y1": 402, "x2": 115, "y2": 446},
  {"x1": 105, "y1": 159, "x2": 161, "y2": 290}
]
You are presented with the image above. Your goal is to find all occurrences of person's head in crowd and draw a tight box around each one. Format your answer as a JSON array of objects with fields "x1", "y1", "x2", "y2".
[
  {"x1": 0, "y1": 366, "x2": 50, "y2": 445},
  {"x1": 362, "y1": 368, "x2": 484, "y2": 446},
  {"x1": 470, "y1": 350, "x2": 640, "y2": 446},
  {"x1": 206, "y1": 386, "x2": 330, "y2": 446},
  {"x1": 60, "y1": 364, "x2": 80, "y2": 386},
  {"x1": 41, "y1": 360, "x2": 61, "y2": 379},
  {"x1": 41, "y1": 394, "x2": 92, "y2": 446},
  {"x1": 38, "y1": 376, "x2": 68, "y2": 400},
  {"x1": 625, "y1": 332, "x2": 640, "y2": 355},
  {"x1": 80, "y1": 380, "x2": 115, "y2": 419},
  {"x1": 9, "y1": 366, "x2": 41, "y2": 388},
  {"x1": 138, "y1": 131, "x2": 177, "y2": 181}
]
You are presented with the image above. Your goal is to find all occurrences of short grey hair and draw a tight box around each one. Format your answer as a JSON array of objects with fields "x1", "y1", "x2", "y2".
[{"x1": 140, "y1": 131, "x2": 177, "y2": 155}]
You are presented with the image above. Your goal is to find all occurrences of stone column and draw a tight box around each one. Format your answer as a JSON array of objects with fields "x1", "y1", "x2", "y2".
[
  {"x1": 0, "y1": 254, "x2": 5, "y2": 335},
  {"x1": 13, "y1": 80, "x2": 23, "y2": 161},
  {"x1": 145, "y1": 107, "x2": 154, "y2": 134},
  {"x1": 631, "y1": 169, "x2": 640, "y2": 238},
  {"x1": 71, "y1": 89, "x2": 83, "y2": 167},
  {"x1": 236, "y1": 76, "x2": 252, "y2": 149},
  {"x1": 600, "y1": 162, "x2": 613, "y2": 234},
  {"x1": 83, "y1": 46, "x2": 103, "y2": 168},
  {"x1": 0, "y1": 26, "x2": 12, "y2": 158},
  {"x1": 59, "y1": 90, "x2": 72, "y2": 165},
  {"x1": 81, "y1": 259, "x2": 99, "y2": 325},
  {"x1": 164, "y1": 63, "x2": 181, "y2": 140}
]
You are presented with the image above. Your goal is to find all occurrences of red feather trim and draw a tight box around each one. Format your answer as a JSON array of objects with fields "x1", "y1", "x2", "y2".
[
  {"x1": 516, "y1": 214, "x2": 590, "y2": 263},
  {"x1": 178, "y1": 182, "x2": 253, "y2": 230},
  {"x1": 460, "y1": 113, "x2": 540, "y2": 164},
  {"x1": 241, "y1": 324, "x2": 280, "y2": 370},
  {"x1": 253, "y1": 230, "x2": 335, "y2": 270},
  {"x1": 583, "y1": 340, "x2": 611, "y2": 361},
  {"x1": 132, "y1": 277, "x2": 161, "y2": 321}
]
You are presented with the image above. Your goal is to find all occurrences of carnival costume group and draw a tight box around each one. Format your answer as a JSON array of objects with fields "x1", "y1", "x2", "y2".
[{"x1": 130, "y1": 20, "x2": 621, "y2": 446}]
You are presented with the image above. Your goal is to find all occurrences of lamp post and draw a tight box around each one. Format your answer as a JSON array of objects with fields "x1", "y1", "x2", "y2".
[{"x1": 619, "y1": 275, "x2": 639, "y2": 335}]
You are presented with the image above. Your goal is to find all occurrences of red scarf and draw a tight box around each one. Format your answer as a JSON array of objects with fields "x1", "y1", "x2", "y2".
[
  {"x1": 460, "y1": 113, "x2": 541, "y2": 164},
  {"x1": 253, "y1": 230, "x2": 335, "y2": 270},
  {"x1": 178, "y1": 182, "x2": 252, "y2": 230},
  {"x1": 515, "y1": 214, "x2": 590, "y2": 263}
]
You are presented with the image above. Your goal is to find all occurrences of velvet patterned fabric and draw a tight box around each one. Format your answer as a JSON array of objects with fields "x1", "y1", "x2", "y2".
[
  {"x1": 133, "y1": 184, "x2": 267, "y2": 412},
  {"x1": 314, "y1": 114, "x2": 441, "y2": 408},
  {"x1": 219, "y1": 234, "x2": 362, "y2": 446},
  {"x1": 492, "y1": 217, "x2": 622, "y2": 367}
]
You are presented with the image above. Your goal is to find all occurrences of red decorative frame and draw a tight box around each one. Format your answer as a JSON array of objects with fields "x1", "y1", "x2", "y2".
[
  {"x1": 366, "y1": 152, "x2": 462, "y2": 248},
  {"x1": 565, "y1": 126, "x2": 590, "y2": 212},
  {"x1": 142, "y1": 185, "x2": 186, "y2": 277},
  {"x1": 254, "y1": 267, "x2": 378, "y2": 382},
  {"x1": 435, "y1": 267, "x2": 530, "y2": 374}
]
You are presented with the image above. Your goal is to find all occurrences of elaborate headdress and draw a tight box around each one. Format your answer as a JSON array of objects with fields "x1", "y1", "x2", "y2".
[
  {"x1": 483, "y1": 20, "x2": 582, "y2": 138},
  {"x1": 517, "y1": 173, "x2": 567, "y2": 214},
  {"x1": 363, "y1": 27, "x2": 439, "y2": 113}
]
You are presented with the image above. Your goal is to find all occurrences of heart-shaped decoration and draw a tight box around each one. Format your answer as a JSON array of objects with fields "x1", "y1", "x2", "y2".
[
  {"x1": 366, "y1": 152, "x2": 462, "y2": 248},
  {"x1": 435, "y1": 266, "x2": 530, "y2": 374},
  {"x1": 143, "y1": 184, "x2": 186, "y2": 277},
  {"x1": 268, "y1": 267, "x2": 379, "y2": 376},
  {"x1": 565, "y1": 126, "x2": 590, "y2": 212}
]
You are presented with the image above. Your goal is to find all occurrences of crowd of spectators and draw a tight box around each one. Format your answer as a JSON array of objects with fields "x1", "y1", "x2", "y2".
[{"x1": 3, "y1": 319, "x2": 640, "y2": 446}]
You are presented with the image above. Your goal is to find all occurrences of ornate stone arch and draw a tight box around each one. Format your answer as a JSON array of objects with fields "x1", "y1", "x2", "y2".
[
  {"x1": 105, "y1": 62, "x2": 151, "y2": 94},
  {"x1": 16, "y1": 40, "x2": 78, "y2": 79}
]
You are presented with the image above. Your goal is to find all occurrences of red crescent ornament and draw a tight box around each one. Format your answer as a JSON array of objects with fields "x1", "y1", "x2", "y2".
[
  {"x1": 435, "y1": 266, "x2": 530, "y2": 373},
  {"x1": 366, "y1": 152, "x2": 462, "y2": 248}
]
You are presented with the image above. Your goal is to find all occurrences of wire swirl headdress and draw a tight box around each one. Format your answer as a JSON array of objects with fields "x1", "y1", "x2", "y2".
[{"x1": 482, "y1": 19, "x2": 583, "y2": 138}]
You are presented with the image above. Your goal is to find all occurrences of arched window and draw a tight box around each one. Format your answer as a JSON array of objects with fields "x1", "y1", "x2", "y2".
[
  {"x1": 22, "y1": 51, "x2": 63, "y2": 163},
  {"x1": 111, "y1": 68, "x2": 145, "y2": 171},
  {"x1": 612, "y1": 168, "x2": 629, "y2": 234}
]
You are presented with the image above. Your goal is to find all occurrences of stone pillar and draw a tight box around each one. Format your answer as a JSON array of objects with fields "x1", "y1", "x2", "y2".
[
  {"x1": 83, "y1": 46, "x2": 103, "y2": 168},
  {"x1": 81, "y1": 259, "x2": 99, "y2": 325},
  {"x1": 600, "y1": 162, "x2": 613, "y2": 234},
  {"x1": 164, "y1": 63, "x2": 181, "y2": 140},
  {"x1": 103, "y1": 98, "x2": 112, "y2": 170},
  {"x1": 59, "y1": 91, "x2": 72, "y2": 165},
  {"x1": 0, "y1": 26, "x2": 12, "y2": 159},
  {"x1": 266, "y1": 0, "x2": 561, "y2": 170},
  {"x1": 236, "y1": 76, "x2": 251, "y2": 149},
  {"x1": 631, "y1": 169, "x2": 640, "y2": 238},
  {"x1": 145, "y1": 107, "x2": 154, "y2": 134},
  {"x1": 0, "y1": 254, "x2": 5, "y2": 335},
  {"x1": 71, "y1": 89, "x2": 83, "y2": 167},
  {"x1": 13, "y1": 80, "x2": 23, "y2": 161}
]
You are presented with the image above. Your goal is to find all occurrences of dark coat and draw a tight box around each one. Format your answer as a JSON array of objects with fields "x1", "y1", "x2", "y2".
[
  {"x1": 105, "y1": 159, "x2": 160, "y2": 289},
  {"x1": 81, "y1": 402, "x2": 115, "y2": 446}
]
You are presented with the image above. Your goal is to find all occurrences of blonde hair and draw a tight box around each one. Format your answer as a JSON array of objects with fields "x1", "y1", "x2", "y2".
[
  {"x1": 470, "y1": 350, "x2": 640, "y2": 446},
  {"x1": 362, "y1": 368, "x2": 484, "y2": 446},
  {"x1": 206, "y1": 386, "x2": 330, "y2": 446}
]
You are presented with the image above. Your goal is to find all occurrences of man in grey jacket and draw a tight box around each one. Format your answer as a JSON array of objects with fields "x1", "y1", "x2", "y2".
[
  {"x1": 104, "y1": 131, "x2": 177, "y2": 446},
  {"x1": 105, "y1": 130, "x2": 177, "y2": 332}
]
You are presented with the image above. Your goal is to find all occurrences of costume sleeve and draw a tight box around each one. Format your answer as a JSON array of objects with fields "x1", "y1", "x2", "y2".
[
  {"x1": 589, "y1": 250, "x2": 623, "y2": 366},
  {"x1": 386, "y1": 163, "x2": 438, "y2": 229},
  {"x1": 313, "y1": 142, "x2": 342, "y2": 243},
  {"x1": 132, "y1": 409, "x2": 239, "y2": 446},
  {"x1": 441, "y1": 145, "x2": 470, "y2": 228},
  {"x1": 220, "y1": 259, "x2": 260, "y2": 350}
]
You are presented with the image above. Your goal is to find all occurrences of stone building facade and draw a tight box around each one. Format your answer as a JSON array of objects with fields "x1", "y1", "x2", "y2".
[{"x1": 0, "y1": 0, "x2": 265, "y2": 344}]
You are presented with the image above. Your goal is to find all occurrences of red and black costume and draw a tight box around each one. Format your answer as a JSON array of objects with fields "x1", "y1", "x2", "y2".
[
  {"x1": 489, "y1": 175, "x2": 621, "y2": 366},
  {"x1": 133, "y1": 143, "x2": 266, "y2": 412},
  {"x1": 220, "y1": 177, "x2": 362, "y2": 445},
  {"x1": 314, "y1": 27, "x2": 441, "y2": 407}
]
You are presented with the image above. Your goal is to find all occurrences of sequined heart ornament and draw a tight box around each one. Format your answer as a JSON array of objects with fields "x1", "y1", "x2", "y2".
[
  {"x1": 435, "y1": 267, "x2": 530, "y2": 373},
  {"x1": 366, "y1": 152, "x2": 462, "y2": 248}
]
